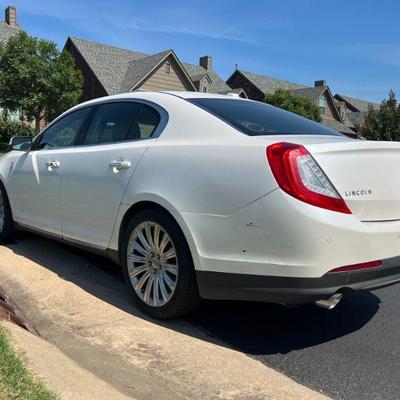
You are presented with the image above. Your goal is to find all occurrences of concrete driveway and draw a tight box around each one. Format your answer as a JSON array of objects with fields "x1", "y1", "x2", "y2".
[{"x1": 0, "y1": 235, "x2": 326, "y2": 400}]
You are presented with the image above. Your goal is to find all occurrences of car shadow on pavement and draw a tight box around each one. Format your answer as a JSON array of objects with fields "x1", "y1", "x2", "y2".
[{"x1": 9, "y1": 234, "x2": 380, "y2": 356}]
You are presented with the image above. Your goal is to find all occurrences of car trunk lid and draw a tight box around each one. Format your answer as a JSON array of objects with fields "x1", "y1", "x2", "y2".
[{"x1": 305, "y1": 140, "x2": 400, "y2": 221}]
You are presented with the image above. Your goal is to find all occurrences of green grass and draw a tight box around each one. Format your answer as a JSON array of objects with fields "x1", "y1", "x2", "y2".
[{"x1": 0, "y1": 326, "x2": 58, "y2": 400}]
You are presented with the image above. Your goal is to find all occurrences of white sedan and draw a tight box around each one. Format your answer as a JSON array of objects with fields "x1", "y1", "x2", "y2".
[{"x1": 1, "y1": 92, "x2": 400, "y2": 319}]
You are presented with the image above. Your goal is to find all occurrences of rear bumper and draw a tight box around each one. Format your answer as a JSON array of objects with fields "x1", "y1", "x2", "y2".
[{"x1": 196, "y1": 255, "x2": 400, "y2": 304}]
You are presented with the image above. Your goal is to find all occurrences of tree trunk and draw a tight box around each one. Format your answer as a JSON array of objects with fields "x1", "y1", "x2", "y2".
[{"x1": 34, "y1": 115, "x2": 41, "y2": 133}]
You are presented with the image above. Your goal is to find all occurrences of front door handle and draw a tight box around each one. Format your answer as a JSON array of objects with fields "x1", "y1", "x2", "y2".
[
  {"x1": 45, "y1": 160, "x2": 61, "y2": 169},
  {"x1": 109, "y1": 160, "x2": 131, "y2": 171}
]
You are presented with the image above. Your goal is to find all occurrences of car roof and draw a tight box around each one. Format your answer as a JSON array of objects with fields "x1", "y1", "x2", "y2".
[
  {"x1": 160, "y1": 91, "x2": 244, "y2": 100},
  {"x1": 65, "y1": 91, "x2": 249, "y2": 120}
]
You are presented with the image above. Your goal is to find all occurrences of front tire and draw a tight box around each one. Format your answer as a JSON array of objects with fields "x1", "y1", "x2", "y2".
[
  {"x1": 0, "y1": 182, "x2": 15, "y2": 243},
  {"x1": 121, "y1": 208, "x2": 200, "y2": 320}
]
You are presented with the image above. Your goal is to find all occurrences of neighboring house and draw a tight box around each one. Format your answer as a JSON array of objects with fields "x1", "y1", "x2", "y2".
[
  {"x1": 0, "y1": 5, "x2": 19, "y2": 43},
  {"x1": 227, "y1": 69, "x2": 356, "y2": 137},
  {"x1": 0, "y1": 5, "x2": 21, "y2": 122},
  {"x1": 334, "y1": 94, "x2": 380, "y2": 131},
  {"x1": 64, "y1": 37, "x2": 245, "y2": 101}
]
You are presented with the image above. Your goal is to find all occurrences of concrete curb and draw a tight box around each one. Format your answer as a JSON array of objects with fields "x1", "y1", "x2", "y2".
[{"x1": 2, "y1": 321, "x2": 131, "y2": 400}]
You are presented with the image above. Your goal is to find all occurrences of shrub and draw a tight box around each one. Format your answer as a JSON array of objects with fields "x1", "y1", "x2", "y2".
[{"x1": 0, "y1": 113, "x2": 35, "y2": 143}]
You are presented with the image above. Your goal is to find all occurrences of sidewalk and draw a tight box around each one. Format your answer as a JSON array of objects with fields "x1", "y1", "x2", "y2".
[{"x1": 0, "y1": 236, "x2": 329, "y2": 400}]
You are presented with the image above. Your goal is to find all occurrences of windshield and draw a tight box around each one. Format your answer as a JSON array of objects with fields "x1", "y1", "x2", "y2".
[{"x1": 189, "y1": 98, "x2": 343, "y2": 137}]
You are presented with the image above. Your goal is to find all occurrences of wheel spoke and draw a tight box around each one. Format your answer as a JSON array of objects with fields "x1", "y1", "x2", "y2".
[
  {"x1": 159, "y1": 232, "x2": 170, "y2": 253},
  {"x1": 136, "y1": 228, "x2": 151, "y2": 251},
  {"x1": 144, "y1": 222, "x2": 154, "y2": 248},
  {"x1": 162, "y1": 271, "x2": 176, "y2": 291},
  {"x1": 144, "y1": 276, "x2": 154, "y2": 303},
  {"x1": 135, "y1": 271, "x2": 151, "y2": 292},
  {"x1": 153, "y1": 224, "x2": 161, "y2": 250},
  {"x1": 127, "y1": 253, "x2": 147, "y2": 264},
  {"x1": 158, "y1": 276, "x2": 169, "y2": 302},
  {"x1": 163, "y1": 248, "x2": 176, "y2": 261},
  {"x1": 164, "y1": 263, "x2": 178, "y2": 275},
  {"x1": 153, "y1": 276, "x2": 160, "y2": 306},
  {"x1": 130, "y1": 238, "x2": 147, "y2": 256},
  {"x1": 128, "y1": 264, "x2": 147, "y2": 278}
]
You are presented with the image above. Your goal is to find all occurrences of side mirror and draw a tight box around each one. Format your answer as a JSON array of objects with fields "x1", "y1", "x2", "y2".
[{"x1": 9, "y1": 136, "x2": 33, "y2": 151}]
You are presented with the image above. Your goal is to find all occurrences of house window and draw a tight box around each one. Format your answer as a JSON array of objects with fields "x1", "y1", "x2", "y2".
[
  {"x1": 319, "y1": 97, "x2": 326, "y2": 114},
  {"x1": 165, "y1": 62, "x2": 171, "y2": 74}
]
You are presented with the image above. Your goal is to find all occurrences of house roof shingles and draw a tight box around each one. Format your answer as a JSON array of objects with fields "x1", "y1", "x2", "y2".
[
  {"x1": 68, "y1": 36, "x2": 230, "y2": 95},
  {"x1": 239, "y1": 70, "x2": 307, "y2": 94},
  {"x1": 335, "y1": 94, "x2": 380, "y2": 112},
  {"x1": 0, "y1": 21, "x2": 19, "y2": 43},
  {"x1": 289, "y1": 86, "x2": 325, "y2": 103}
]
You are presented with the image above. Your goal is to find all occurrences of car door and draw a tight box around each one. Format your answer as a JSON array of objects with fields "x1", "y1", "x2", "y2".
[
  {"x1": 60, "y1": 100, "x2": 165, "y2": 249},
  {"x1": 10, "y1": 107, "x2": 92, "y2": 235}
]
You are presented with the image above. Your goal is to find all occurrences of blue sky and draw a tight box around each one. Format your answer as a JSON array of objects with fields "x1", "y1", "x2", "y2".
[{"x1": 3, "y1": 0, "x2": 400, "y2": 102}]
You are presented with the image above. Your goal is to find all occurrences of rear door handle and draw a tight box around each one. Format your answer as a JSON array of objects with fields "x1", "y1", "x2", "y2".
[
  {"x1": 109, "y1": 160, "x2": 131, "y2": 171},
  {"x1": 45, "y1": 160, "x2": 61, "y2": 169}
]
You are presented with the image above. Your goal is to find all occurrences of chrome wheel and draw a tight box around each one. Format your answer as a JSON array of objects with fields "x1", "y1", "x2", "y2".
[
  {"x1": 127, "y1": 221, "x2": 179, "y2": 307},
  {"x1": 0, "y1": 190, "x2": 4, "y2": 232}
]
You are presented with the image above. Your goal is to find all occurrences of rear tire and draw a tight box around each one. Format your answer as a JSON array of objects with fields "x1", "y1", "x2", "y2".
[
  {"x1": 121, "y1": 208, "x2": 200, "y2": 320},
  {"x1": 0, "y1": 182, "x2": 15, "y2": 243}
]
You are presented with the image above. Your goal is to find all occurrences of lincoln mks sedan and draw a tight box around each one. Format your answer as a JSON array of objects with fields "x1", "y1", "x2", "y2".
[{"x1": 1, "y1": 91, "x2": 400, "y2": 319}]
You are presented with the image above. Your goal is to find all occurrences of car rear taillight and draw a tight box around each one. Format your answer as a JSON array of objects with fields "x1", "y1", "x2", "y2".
[
  {"x1": 330, "y1": 260, "x2": 382, "y2": 273},
  {"x1": 266, "y1": 142, "x2": 351, "y2": 214}
]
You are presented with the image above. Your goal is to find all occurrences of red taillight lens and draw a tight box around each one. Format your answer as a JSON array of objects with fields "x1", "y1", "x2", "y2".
[
  {"x1": 330, "y1": 260, "x2": 382, "y2": 273},
  {"x1": 266, "y1": 142, "x2": 351, "y2": 214}
]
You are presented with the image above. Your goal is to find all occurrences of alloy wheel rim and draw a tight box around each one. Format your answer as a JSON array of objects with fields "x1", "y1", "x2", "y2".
[
  {"x1": 0, "y1": 191, "x2": 4, "y2": 232},
  {"x1": 127, "y1": 221, "x2": 178, "y2": 307}
]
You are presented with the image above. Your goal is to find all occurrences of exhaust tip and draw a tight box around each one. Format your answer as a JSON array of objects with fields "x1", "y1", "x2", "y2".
[{"x1": 315, "y1": 293, "x2": 343, "y2": 310}]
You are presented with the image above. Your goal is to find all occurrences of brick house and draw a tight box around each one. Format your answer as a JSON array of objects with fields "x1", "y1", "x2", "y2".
[
  {"x1": 226, "y1": 69, "x2": 381, "y2": 138},
  {"x1": 64, "y1": 37, "x2": 247, "y2": 101}
]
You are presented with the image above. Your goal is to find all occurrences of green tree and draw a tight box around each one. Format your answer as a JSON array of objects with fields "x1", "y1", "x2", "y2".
[
  {"x1": 358, "y1": 90, "x2": 400, "y2": 141},
  {"x1": 264, "y1": 89, "x2": 322, "y2": 122},
  {"x1": 0, "y1": 32, "x2": 83, "y2": 132}
]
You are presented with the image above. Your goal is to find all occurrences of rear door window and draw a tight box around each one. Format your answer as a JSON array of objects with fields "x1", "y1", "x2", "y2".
[{"x1": 82, "y1": 102, "x2": 140, "y2": 145}]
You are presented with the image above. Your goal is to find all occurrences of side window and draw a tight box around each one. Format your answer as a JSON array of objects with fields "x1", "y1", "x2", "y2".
[
  {"x1": 37, "y1": 108, "x2": 91, "y2": 150},
  {"x1": 128, "y1": 104, "x2": 161, "y2": 140},
  {"x1": 82, "y1": 102, "x2": 140, "y2": 145}
]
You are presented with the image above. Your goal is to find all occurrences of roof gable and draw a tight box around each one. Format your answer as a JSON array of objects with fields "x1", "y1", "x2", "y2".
[
  {"x1": 237, "y1": 70, "x2": 307, "y2": 94},
  {"x1": 122, "y1": 50, "x2": 197, "y2": 92},
  {"x1": 291, "y1": 85, "x2": 342, "y2": 121},
  {"x1": 334, "y1": 94, "x2": 380, "y2": 112}
]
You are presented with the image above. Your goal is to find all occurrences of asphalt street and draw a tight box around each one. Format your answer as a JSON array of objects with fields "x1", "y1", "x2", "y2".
[{"x1": 38, "y1": 237, "x2": 400, "y2": 400}]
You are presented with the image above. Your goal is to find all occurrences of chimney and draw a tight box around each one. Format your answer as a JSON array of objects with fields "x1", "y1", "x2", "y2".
[
  {"x1": 314, "y1": 80, "x2": 327, "y2": 87},
  {"x1": 200, "y1": 55, "x2": 212, "y2": 71},
  {"x1": 5, "y1": 6, "x2": 16, "y2": 28}
]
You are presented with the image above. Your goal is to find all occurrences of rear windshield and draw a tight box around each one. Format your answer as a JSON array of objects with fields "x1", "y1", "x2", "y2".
[{"x1": 189, "y1": 98, "x2": 343, "y2": 137}]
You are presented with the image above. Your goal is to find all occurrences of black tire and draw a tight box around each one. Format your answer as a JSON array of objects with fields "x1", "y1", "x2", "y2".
[
  {"x1": 121, "y1": 208, "x2": 201, "y2": 320},
  {"x1": 0, "y1": 182, "x2": 15, "y2": 243}
]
